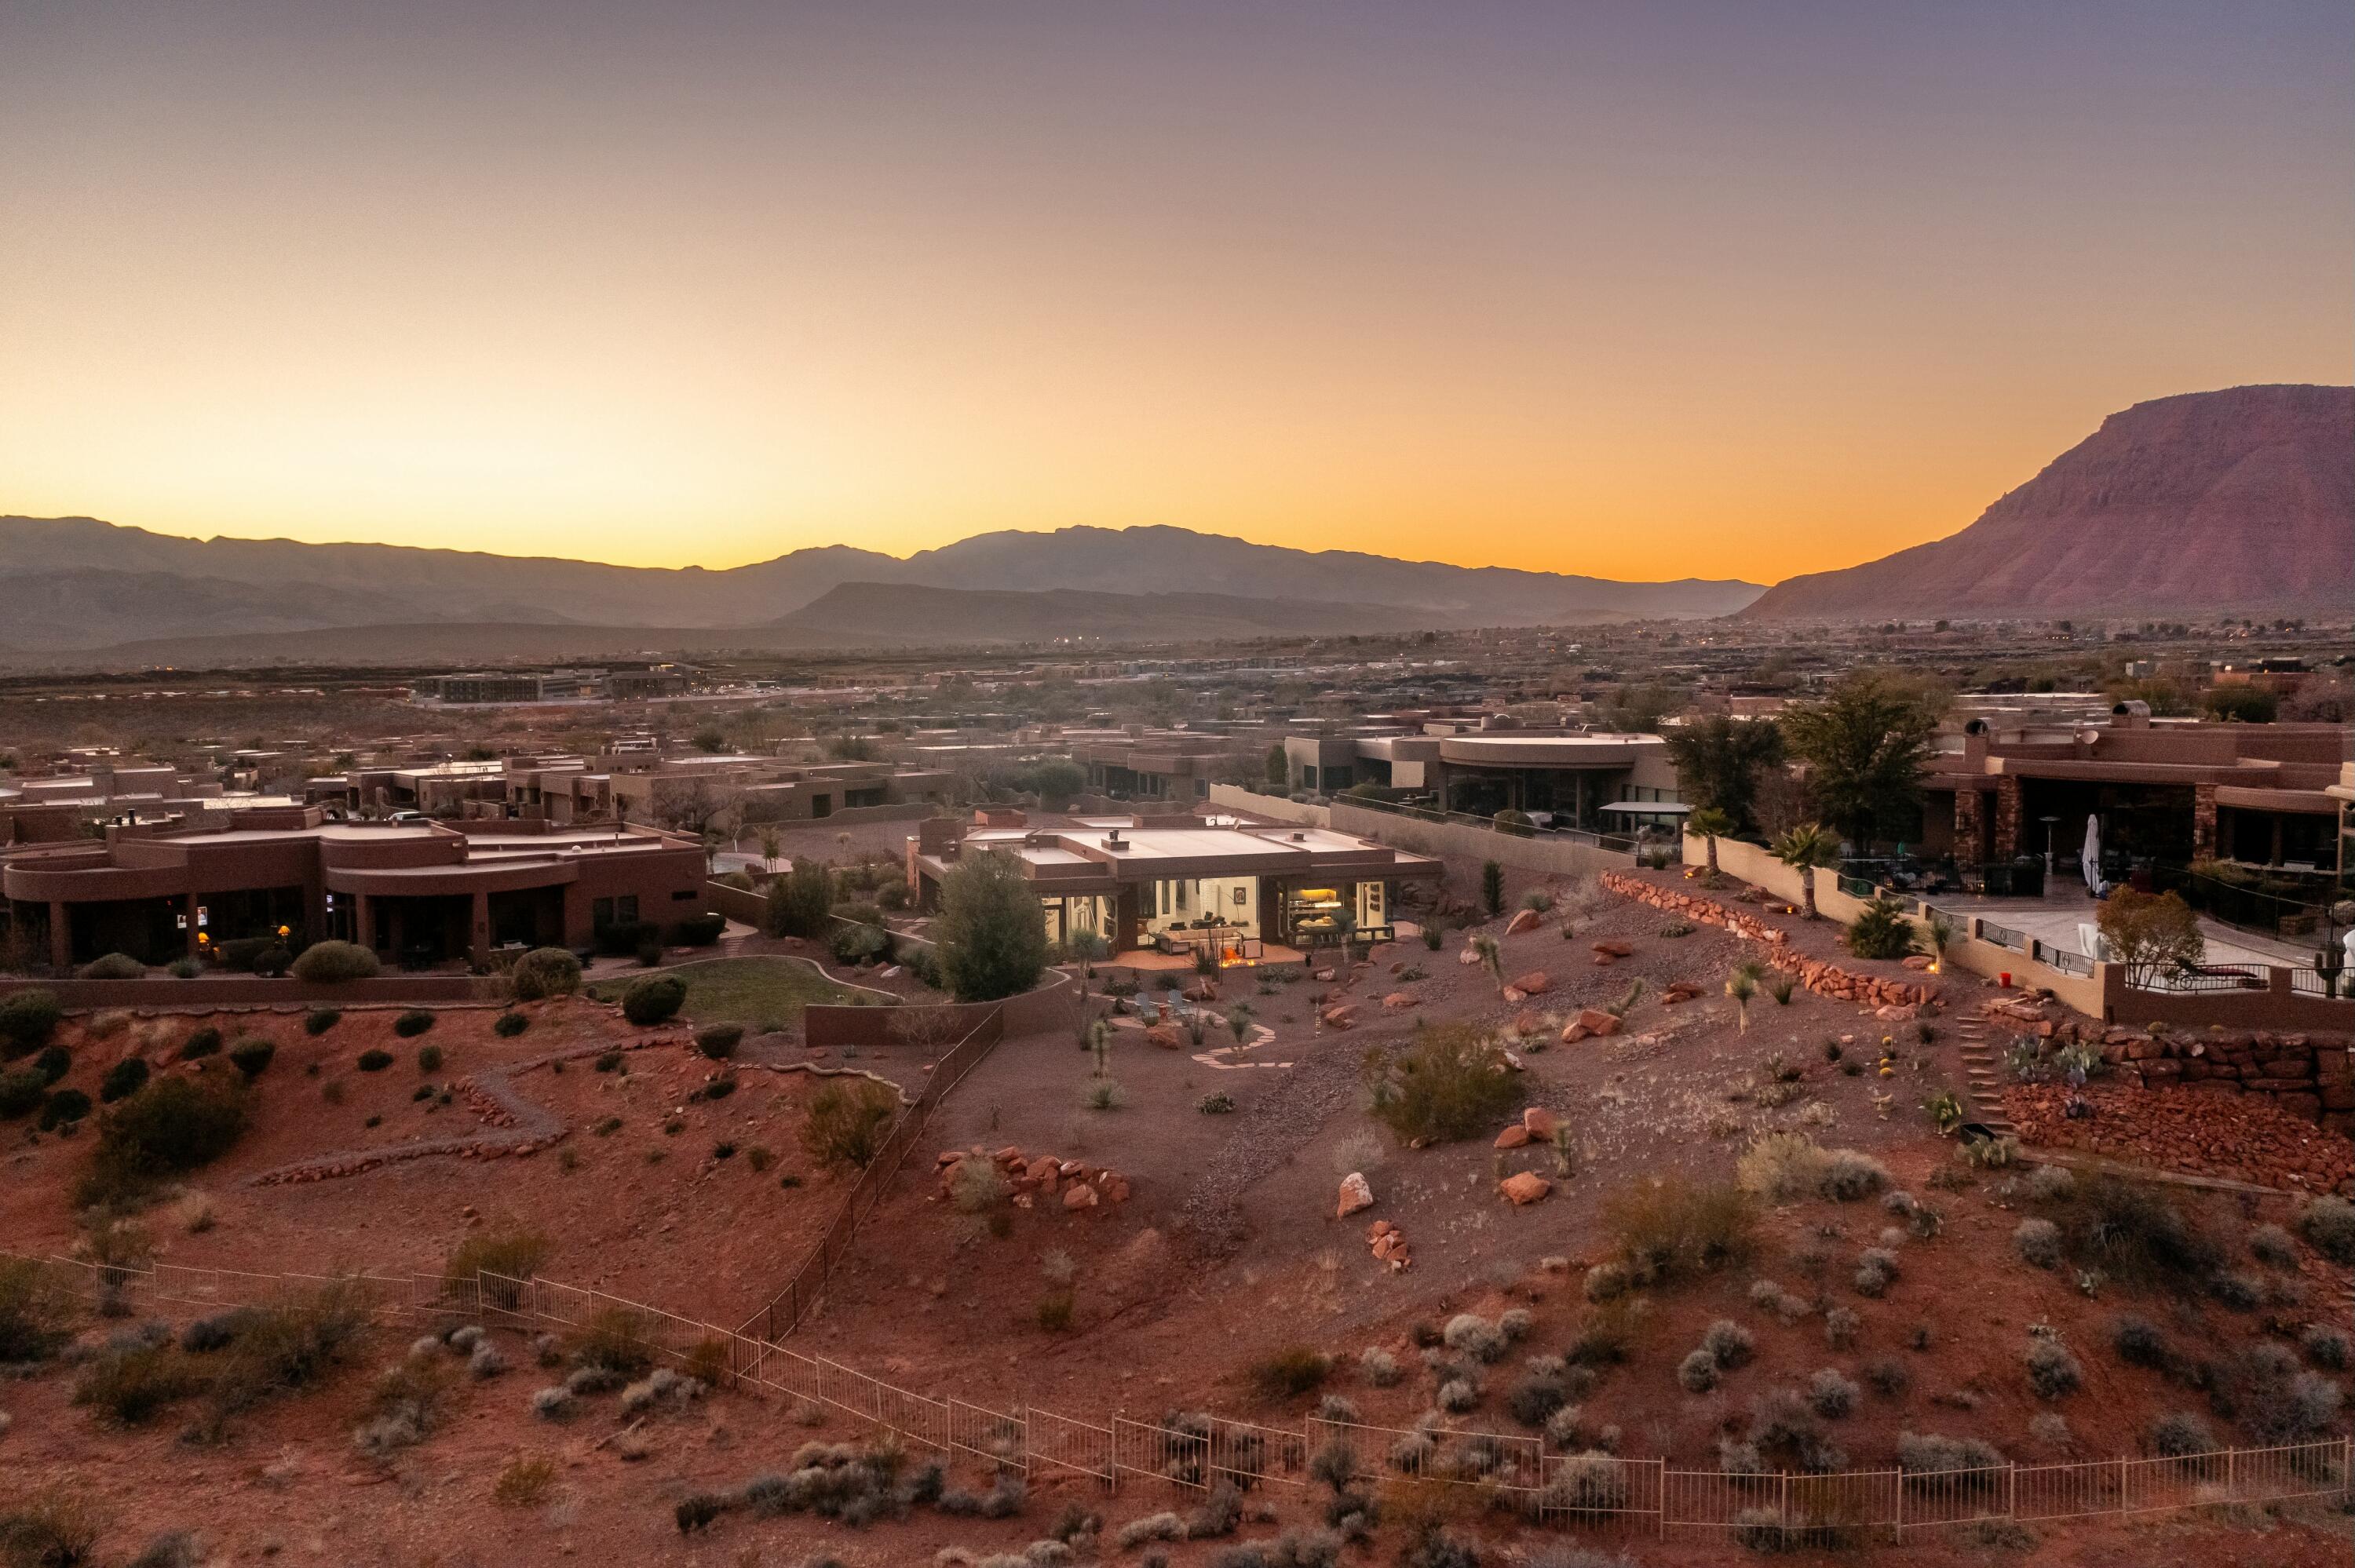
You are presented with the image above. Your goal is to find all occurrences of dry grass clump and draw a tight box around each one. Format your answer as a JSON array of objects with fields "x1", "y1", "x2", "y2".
[
  {"x1": 1602, "y1": 1176, "x2": 1755, "y2": 1289},
  {"x1": 445, "y1": 1228, "x2": 553, "y2": 1299},
  {"x1": 1362, "y1": 1025, "x2": 1522, "y2": 1145},
  {"x1": 801, "y1": 1078, "x2": 900, "y2": 1169},
  {"x1": 0, "y1": 1256, "x2": 76, "y2": 1362}
]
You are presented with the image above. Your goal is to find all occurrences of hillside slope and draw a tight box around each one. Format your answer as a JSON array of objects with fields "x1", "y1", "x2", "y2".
[{"x1": 1745, "y1": 385, "x2": 2353, "y2": 620}]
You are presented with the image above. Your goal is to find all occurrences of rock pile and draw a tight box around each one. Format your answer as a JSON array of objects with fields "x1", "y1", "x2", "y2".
[
  {"x1": 1365, "y1": 1219, "x2": 1411, "y2": 1271},
  {"x1": 1558, "y1": 1008, "x2": 1624, "y2": 1044},
  {"x1": 936, "y1": 1146, "x2": 1133, "y2": 1210},
  {"x1": 1988, "y1": 998, "x2": 2355, "y2": 1137},
  {"x1": 1601, "y1": 871, "x2": 1940, "y2": 1011},
  {"x1": 2004, "y1": 1081, "x2": 2355, "y2": 1194}
]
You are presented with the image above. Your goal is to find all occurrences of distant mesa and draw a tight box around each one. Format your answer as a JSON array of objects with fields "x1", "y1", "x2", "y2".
[
  {"x1": 1743, "y1": 384, "x2": 2353, "y2": 622},
  {"x1": 0, "y1": 517, "x2": 1762, "y2": 663}
]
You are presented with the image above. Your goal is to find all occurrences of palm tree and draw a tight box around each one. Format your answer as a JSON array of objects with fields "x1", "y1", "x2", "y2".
[
  {"x1": 1771, "y1": 822, "x2": 1842, "y2": 919},
  {"x1": 1686, "y1": 807, "x2": 1734, "y2": 876}
]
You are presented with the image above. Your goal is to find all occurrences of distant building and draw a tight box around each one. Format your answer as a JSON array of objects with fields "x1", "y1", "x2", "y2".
[
  {"x1": 413, "y1": 665, "x2": 696, "y2": 704},
  {"x1": 1285, "y1": 720, "x2": 1681, "y2": 830}
]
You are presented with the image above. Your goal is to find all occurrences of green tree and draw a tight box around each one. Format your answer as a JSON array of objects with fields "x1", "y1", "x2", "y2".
[
  {"x1": 1023, "y1": 758, "x2": 1086, "y2": 811},
  {"x1": 934, "y1": 851, "x2": 1049, "y2": 1003},
  {"x1": 2202, "y1": 685, "x2": 2278, "y2": 724},
  {"x1": 765, "y1": 859, "x2": 834, "y2": 939},
  {"x1": 1602, "y1": 683, "x2": 1681, "y2": 734},
  {"x1": 1264, "y1": 744, "x2": 1289, "y2": 792},
  {"x1": 1685, "y1": 806, "x2": 1735, "y2": 876},
  {"x1": 2097, "y1": 888, "x2": 2204, "y2": 988},
  {"x1": 1780, "y1": 674, "x2": 1941, "y2": 849},
  {"x1": 1662, "y1": 717, "x2": 1786, "y2": 833},
  {"x1": 1770, "y1": 822, "x2": 1841, "y2": 920}
]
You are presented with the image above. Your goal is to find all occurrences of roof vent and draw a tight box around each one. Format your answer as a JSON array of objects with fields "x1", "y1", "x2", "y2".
[{"x1": 1291, "y1": 830, "x2": 1306, "y2": 841}]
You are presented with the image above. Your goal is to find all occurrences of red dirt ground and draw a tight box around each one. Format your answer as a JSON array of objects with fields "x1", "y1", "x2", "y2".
[{"x1": 5, "y1": 870, "x2": 2350, "y2": 1566}]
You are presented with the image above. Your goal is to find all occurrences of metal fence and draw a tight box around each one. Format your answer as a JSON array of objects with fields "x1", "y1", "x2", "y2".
[
  {"x1": 737, "y1": 1005, "x2": 1007, "y2": 1342},
  {"x1": 1977, "y1": 920, "x2": 2030, "y2": 952},
  {"x1": 2029, "y1": 939, "x2": 2094, "y2": 977},
  {"x1": 10, "y1": 1249, "x2": 2349, "y2": 1541}
]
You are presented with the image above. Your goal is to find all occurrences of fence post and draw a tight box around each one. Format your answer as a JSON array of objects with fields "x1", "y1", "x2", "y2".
[
  {"x1": 2118, "y1": 1454, "x2": 2127, "y2": 1515},
  {"x1": 2225, "y1": 1446, "x2": 2235, "y2": 1504},
  {"x1": 2006, "y1": 1463, "x2": 2016, "y2": 1524},
  {"x1": 1893, "y1": 1466, "x2": 1903, "y2": 1541}
]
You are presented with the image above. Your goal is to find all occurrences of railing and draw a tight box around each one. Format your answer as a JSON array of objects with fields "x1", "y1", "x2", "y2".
[
  {"x1": 2029, "y1": 939, "x2": 2094, "y2": 978},
  {"x1": 2124, "y1": 962, "x2": 2269, "y2": 995},
  {"x1": 12, "y1": 1248, "x2": 2349, "y2": 1541},
  {"x1": 737, "y1": 1005, "x2": 1008, "y2": 1342},
  {"x1": 2288, "y1": 967, "x2": 2343, "y2": 999},
  {"x1": 1338, "y1": 793, "x2": 1663, "y2": 859},
  {"x1": 1977, "y1": 920, "x2": 2030, "y2": 952}
]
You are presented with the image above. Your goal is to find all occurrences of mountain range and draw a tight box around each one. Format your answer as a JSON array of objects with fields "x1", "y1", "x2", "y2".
[
  {"x1": 1743, "y1": 384, "x2": 2353, "y2": 621},
  {"x1": 0, "y1": 520, "x2": 1762, "y2": 662}
]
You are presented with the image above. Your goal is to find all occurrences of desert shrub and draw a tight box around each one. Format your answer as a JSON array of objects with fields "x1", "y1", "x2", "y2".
[
  {"x1": 1736, "y1": 1132, "x2": 1827, "y2": 1205},
  {"x1": 1746, "y1": 1388, "x2": 1845, "y2": 1473},
  {"x1": 2206, "y1": 1270, "x2": 2262, "y2": 1311},
  {"x1": 81, "y1": 951, "x2": 146, "y2": 979},
  {"x1": 1507, "y1": 1373, "x2": 1568, "y2": 1427},
  {"x1": 1362, "y1": 1024, "x2": 1521, "y2": 1144},
  {"x1": 593, "y1": 919, "x2": 660, "y2": 958},
  {"x1": 1701, "y1": 1319, "x2": 1754, "y2": 1369},
  {"x1": 446, "y1": 1228, "x2": 552, "y2": 1296},
  {"x1": 177, "y1": 1026, "x2": 222, "y2": 1060},
  {"x1": 208, "y1": 1280, "x2": 372, "y2": 1418},
  {"x1": 1604, "y1": 1176, "x2": 1755, "y2": 1288},
  {"x1": 223, "y1": 1036, "x2": 276, "y2": 1078},
  {"x1": 99, "y1": 1056, "x2": 151, "y2": 1103},
  {"x1": 1250, "y1": 1345, "x2": 1331, "y2": 1398},
  {"x1": 1117, "y1": 1512, "x2": 1186, "y2": 1548},
  {"x1": 0, "y1": 989, "x2": 63, "y2": 1056},
  {"x1": 78, "y1": 1073, "x2": 246, "y2": 1205},
  {"x1": 506, "y1": 946, "x2": 582, "y2": 1001},
  {"x1": 1864, "y1": 1358, "x2": 1909, "y2": 1397},
  {"x1": 352, "y1": 1344, "x2": 460, "y2": 1457},
  {"x1": 2029, "y1": 1411, "x2": 2071, "y2": 1449},
  {"x1": 356, "y1": 1048, "x2": 393, "y2": 1071},
  {"x1": 2063, "y1": 1176, "x2": 2220, "y2": 1285},
  {"x1": 801, "y1": 1078, "x2": 899, "y2": 1168},
  {"x1": 253, "y1": 946, "x2": 292, "y2": 977},
  {"x1": 2025, "y1": 1163, "x2": 2075, "y2": 1203},
  {"x1": 2301, "y1": 1323, "x2": 2350, "y2": 1371},
  {"x1": 492, "y1": 1453, "x2": 559, "y2": 1506},
  {"x1": 949, "y1": 1157, "x2": 1010, "y2": 1213},
  {"x1": 1348, "y1": 1347, "x2": 1400, "y2": 1389},
  {"x1": 2110, "y1": 1315, "x2": 2167, "y2": 1368},
  {"x1": 493, "y1": 1011, "x2": 529, "y2": 1037},
  {"x1": 2013, "y1": 1218, "x2": 2061, "y2": 1270},
  {"x1": 1583, "y1": 1262, "x2": 1631, "y2": 1303},
  {"x1": 620, "y1": 973, "x2": 687, "y2": 1026},
  {"x1": 2024, "y1": 1338, "x2": 2082, "y2": 1399},
  {"x1": 31, "y1": 1044, "x2": 70, "y2": 1084},
  {"x1": 1897, "y1": 1431, "x2": 2005, "y2": 1479},
  {"x1": 1852, "y1": 1249, "x2": 1899, "y2": 1298},
  {"x1": 675, "y1": 1493, "x2": 728, "y2": 1533},
  {"x1": 1567, "y1": 1299, "x2": 1641, "y2": 1367},
  {"x1": 2149, "y1": 1410, "x2": 2214, "y2": 1457},
  {"x1": 1843, "y1": 897, "x2": 1919, "y2": 961},
  {"x1": 695, "y1": 1023, "x2": 743, "y2": 1059},
  {"x1": 1442, "y1": 1314, "x2": 1505, "y2": 1364},
  {"x1": 289, "y1": 941, "x2": 379, "y2": 983},
  {"x1": 0, "y1": 1256, "x2": 76, "y2": 1361},
  {"x1": 1823, "y1": 1307, "x2": 1859, "y2": 1350},
  {"x1": 2232, "y1": 1345, "x2": 2344, "y2": 1443},
  {"x1": 1806, "y1": 1369, "x2": 1859, "y2": 1418},
  {"x1": 0, "y1": 1067, "x2": 44, "y2": 1119},
  {"x1": 416, "y1": 1043, "x2": 444, "y2": 1073},
  {"x1": 0, "y1": 1486, "x2": 104, "y2": 1568},
  {"x1": 2295, "y1": 1195, "x2": 2355, "y2": 1265},
  {"x1": 1677, "y1": 1350, "x2": 1718, "y2": 1393},
  {"x1": 38, "y1": 1086, "x2": 90, "y2": 1129},
  {"x1": 569, "y1": 1306, "x2": 655, "y2": 1377},
  {"x1": 1817, "y1": 1149, "x2": 1889, "y2": 1202},
  {"x1": 74, "y1": 1340, "x2": 205, "y2": 1424},
  {"x1": 674, "y1": 909, "x2": 725, "y2": 946},
  {"x1": 1436, "y1": 1377, "x2": 1478, "y2": 1413},
  {"x1": 303, "y1": 1008, "x2": 341, "y2": 1036},
  {"x1": 2246, "y1": 1222, "x2": 2297, "y2": 1269},
  {"x1": 391, "y1": 1010, "x2": 433, "y2": 1038}
]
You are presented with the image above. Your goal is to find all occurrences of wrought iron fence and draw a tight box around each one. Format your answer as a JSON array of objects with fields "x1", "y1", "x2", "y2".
[{"x1": 1977, "y1": 920, "x2": 2030, "y2": 951}]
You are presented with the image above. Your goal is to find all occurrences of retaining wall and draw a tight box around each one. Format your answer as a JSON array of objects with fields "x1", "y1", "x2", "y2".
[
  {"x1": 1600, "y1": 871, "x2": 1938, "y2": 1011},
  {"x1": 801, "y1": 966, "x2": 1078, "y2": 1048},
  {"x1": 0, "y1": 974, "x2": 495, "y2": 1010}
]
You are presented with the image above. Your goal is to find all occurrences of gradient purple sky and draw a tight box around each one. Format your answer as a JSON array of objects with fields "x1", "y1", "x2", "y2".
[{"x1": 2, "y1": 1, "x2": 2347, "y2": 581}]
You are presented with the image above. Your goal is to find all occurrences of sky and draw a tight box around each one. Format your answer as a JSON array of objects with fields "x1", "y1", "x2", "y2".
[{"x1": 2, "y1": 1, "x2": 2347, "y2": 585}]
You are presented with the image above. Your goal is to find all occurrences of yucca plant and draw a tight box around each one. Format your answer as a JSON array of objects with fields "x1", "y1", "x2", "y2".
[
  {"x1": 1470, "y1": 933, "x2": 1505, "y2": 994},
  {"x1": 1725, "y1": 968, "x2": 1758, "y2": 1032}
]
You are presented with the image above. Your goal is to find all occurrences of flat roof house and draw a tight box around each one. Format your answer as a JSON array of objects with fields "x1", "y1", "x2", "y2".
[
  {"x1": 907, "y1": 815, "x2": 1440, "y2": 962},
  {"x1": 1287, "y1": 724, "x2": 1681, "y2": 830},
  {"x1": 1, "y1": 808, "x2": 706, "y2": 971}
]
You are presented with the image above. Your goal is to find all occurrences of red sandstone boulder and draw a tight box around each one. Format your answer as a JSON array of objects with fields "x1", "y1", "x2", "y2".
[
  {"x1": 1499, "y1": 1172, "x2": 1551, "y2": 1205},
  {"x1": 1337, "y1": 1172, "x2": 1375, "y2": 1217},
  {"x1": 1523, "y1": 1107, "x2": 1561, "y2": 1140},
  {"x1": 1506, "y1": 909, "x2": 1541, "y2": 935},
  {"x1": 1509, "y1": 971, "x2": 1553, "y2": 997},
  {"x1": 1576, "y1": 1008, "x2": 1623, "y2": 1037},
  {"x1": 1494, "y1": 1124, "x2": 1531, "y2": 1149}
]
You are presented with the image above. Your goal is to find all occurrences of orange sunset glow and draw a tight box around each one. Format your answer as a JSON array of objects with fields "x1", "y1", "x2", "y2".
[{"x1": 2, "y1": 2, "x2": 2347, "y2": 583}]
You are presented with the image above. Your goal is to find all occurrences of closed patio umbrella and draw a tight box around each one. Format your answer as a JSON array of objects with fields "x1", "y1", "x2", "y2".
[{"x1": 2080, "y1": 813, "x2": 2103, "y2": 897}]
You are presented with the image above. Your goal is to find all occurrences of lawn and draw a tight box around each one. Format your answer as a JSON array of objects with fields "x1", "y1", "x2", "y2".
[{"x1": 588, "y1": 956, "x2": 860, "y2": 1030}]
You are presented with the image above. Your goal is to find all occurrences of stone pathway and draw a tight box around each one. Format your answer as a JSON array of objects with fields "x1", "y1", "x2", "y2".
[{"x1": 1953, "y1": 1012, "x2": 2016, "y2": 1136}]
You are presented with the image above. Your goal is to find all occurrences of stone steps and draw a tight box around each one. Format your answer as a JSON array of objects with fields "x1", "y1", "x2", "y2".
[{"x1": 1954, "y1": 1018, "x2": 2016, "y2": 1134}]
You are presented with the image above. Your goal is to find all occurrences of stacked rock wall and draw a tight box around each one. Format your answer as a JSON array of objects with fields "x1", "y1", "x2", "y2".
[{"x1": 1600, "y1": 871, "x2": 1939, "y2": 1012}]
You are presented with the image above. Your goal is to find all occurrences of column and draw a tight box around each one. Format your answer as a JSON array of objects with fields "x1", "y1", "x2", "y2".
[
  {"x1": 1955, "y1": 789, "x2": 1984, "y2": 865},
  {"x1": 469, "y1": 891, "x2": 491, "y2": 965},
  {"x1": 47, "y1": 900, "x2": 70, "y2": 971},
  {"x1": 352, "y1": 892, "x2": 374, "y2": 951},
  {"x1": 183, "y1": 892, "x2": 200, "y2": 958},
  {"x1": 1993, "y1": 776, "x2": 2023, "y2": 860},
  {"x1": 2192, "y1": 784, "x2": 2218, "y2": 861}
]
